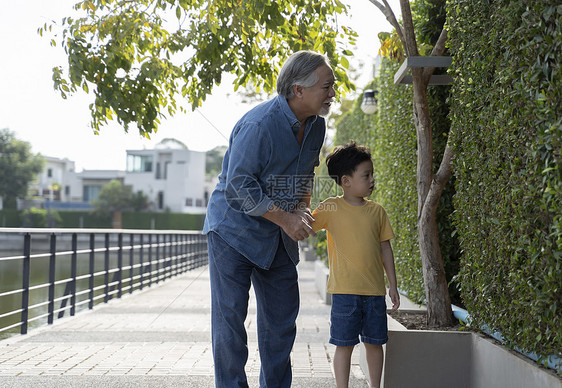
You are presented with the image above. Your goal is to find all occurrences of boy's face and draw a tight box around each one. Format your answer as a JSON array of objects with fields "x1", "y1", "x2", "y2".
[{"x1": 343, "y1": 160, "x2": 375, "y2": 198}]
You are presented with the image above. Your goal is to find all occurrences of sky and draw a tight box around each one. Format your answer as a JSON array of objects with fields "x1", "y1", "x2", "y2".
[{"x1": 0, "y1": 1, "x2": 400, "y2": 172}]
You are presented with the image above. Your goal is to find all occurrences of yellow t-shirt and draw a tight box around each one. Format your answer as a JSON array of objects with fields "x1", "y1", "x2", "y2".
[{"x1": 311, "y1": 196, "x2": 395, "y2": 296}]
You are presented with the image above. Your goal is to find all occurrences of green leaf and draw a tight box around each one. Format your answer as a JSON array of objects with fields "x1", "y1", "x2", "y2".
[{"x1": 340, "y1": 56, "x2": 349, "y2": 69}]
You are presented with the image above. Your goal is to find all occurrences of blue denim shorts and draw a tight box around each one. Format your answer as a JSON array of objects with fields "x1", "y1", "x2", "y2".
[{"x1": 329, "y1": 294, "x2": 388, "y2": 347}]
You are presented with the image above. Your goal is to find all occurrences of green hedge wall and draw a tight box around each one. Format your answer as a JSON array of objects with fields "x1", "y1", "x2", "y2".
[
  {"x1": 58, "y1": 211, "x2": 112, "y2": 228},
  {"x1": 0, "y1": 209, "x2": 21, "y2": 227},
  {"x1": 0, "y1": 210, "x2": 205, "y2": 231},
  {"x1": 122, "y1": 212, "x2": 204, "y2": 230},
  {"x1": 448, "y1": 0, "x2": 561, "y2": 359}
]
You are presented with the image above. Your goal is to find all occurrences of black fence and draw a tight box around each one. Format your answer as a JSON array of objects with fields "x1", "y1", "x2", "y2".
[{"x1": 0, "y1": 228, "x2": 208, "y2": 337}]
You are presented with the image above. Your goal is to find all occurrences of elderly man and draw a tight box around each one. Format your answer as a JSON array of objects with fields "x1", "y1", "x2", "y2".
[{"x1": 203, "y1": 50, "x2": 336, "y2": 388}]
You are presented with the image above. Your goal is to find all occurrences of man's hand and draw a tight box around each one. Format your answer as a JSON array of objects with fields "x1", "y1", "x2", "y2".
[
  {"x1": 282, "y1": 211, "x2": 316, "y2": 241},
  {"x1": 262, "y1": 204, "x2": 316, "y2": 241},
  {"x1": 293, "y1": 207, "x2": 315, "y2": 227}
]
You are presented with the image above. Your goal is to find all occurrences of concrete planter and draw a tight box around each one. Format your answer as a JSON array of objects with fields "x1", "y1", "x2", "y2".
[
  {"x1": 360, "y1": 310, "x2": 561, "y2": 388},
  {"x1": 314, "y1": 260, "x2": 331, "y2": 305},
  {"x1": 299, "y1": 242, "x2": 318, "y2": 262}
]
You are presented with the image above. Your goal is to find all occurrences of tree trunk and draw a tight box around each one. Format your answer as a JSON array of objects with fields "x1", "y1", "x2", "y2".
[
  {"x1": 112, "y1": 211, "x2": 122, "y2": 229},
  {"x1": 419, "y1": 198, "x2": 454, "y2": 326},
  {"x1": 412, "y1": 68, "x2": 432, "y2": 214},
  {"x1": 412, "y1": 67, "x2": 454, "y2": 327},
  {"x1": 371, "y1": 0, "x2": 454, "y2": 327}
]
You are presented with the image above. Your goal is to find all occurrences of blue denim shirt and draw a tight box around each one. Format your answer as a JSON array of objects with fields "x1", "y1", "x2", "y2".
[{"x1": 203, "y1": 95, "x2": 325, "y2": 269}]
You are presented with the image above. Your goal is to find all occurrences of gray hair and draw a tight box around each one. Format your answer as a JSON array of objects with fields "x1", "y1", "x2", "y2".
[{"x1": 276, "y1": 51, "x2": 331, "y2": 99}]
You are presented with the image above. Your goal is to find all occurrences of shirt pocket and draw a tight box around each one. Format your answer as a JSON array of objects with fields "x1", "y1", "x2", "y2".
[{"x1": 298, "y1": 148, "x2": 321, "y2": 175}]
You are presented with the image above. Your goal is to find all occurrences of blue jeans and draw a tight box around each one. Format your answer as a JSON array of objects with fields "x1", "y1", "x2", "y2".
[
  {"x1": 208, "y1": 232, "x2": 299, "y2": 388},
  {"x1": 329, "y1": 294, "x2": 388, "y2": 347}
]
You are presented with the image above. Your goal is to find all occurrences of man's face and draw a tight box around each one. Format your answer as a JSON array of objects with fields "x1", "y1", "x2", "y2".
[{"x1": 301, "y1": 65, "x2": 336, "y2": 117}]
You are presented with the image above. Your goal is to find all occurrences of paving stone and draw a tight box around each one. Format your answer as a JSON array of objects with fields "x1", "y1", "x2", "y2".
[{"x1": 0, "y1": 261, "x2": 371, "y2": 387}]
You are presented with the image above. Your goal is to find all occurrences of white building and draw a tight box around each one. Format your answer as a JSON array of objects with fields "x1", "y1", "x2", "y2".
[
  {"x1": 33, "y1": 156, "x2": 78, "y2": 203},
  {"x1": 29, "y1": 157, "x2": 125, "y2": 211},
  {"x1": 28, "y1": 142, "x2": 208, "y2": 214},
  {"x1": 124, "y1": 143, "x2": 207, "y2": 214}
]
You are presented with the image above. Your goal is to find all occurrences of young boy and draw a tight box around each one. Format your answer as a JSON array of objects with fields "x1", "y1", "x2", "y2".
[{"x1": 311, "y1": 141, "x2": 400, "y2": 388}]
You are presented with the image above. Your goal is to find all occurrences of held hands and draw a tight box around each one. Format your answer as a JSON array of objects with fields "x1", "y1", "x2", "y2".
[
  {"x1": 388, "y1": 287, "x2": 400, "y2": 312},
  {"x1": 283, "y1": 208, "x2": 316, "y2": 242},
  {"x1": 262, "y1": 204, "x2": 316, "y2": 242}
]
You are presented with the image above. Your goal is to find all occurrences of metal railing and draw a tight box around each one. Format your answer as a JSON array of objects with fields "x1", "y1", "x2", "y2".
[{"x1": 0, "y1": 228, "x2": 208, "y2": 337}]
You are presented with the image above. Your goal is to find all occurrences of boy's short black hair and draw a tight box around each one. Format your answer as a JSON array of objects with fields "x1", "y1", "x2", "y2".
[{"x1": 326, "y1": 140, "x2": 372, "y2": 185}]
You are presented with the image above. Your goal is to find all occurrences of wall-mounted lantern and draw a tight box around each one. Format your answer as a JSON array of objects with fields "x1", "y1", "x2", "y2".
[{"x1": 361, "y1": 89, "x2": 378, "y2": 115}]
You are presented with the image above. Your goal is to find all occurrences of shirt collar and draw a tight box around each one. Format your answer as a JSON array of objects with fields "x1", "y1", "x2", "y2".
[{"x1": 275, "y1": 95, "x2": 318, "y2": 134}]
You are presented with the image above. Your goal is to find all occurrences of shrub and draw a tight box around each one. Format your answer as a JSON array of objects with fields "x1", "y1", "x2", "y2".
[{"x1": 22, "y1": 207, "x2": 62, "y2": 228}]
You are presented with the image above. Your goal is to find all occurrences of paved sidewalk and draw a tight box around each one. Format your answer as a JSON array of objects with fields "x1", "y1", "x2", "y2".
[{"x1": 0, "y1": 260, "x2": 379, "y2": 387}]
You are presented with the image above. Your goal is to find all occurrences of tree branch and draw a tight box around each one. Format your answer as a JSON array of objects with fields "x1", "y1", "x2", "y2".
[
  {"x1": 399, "y1": 0, "x2": 419, "y2": 57},
  {"x1": 423, "y1": 27, "x2": 449, "y2": 84},
  {"x1": 430, "y1": 27, "x2": 448, "y2": 57},
  {"x1": 425, "y1": 143, "x2": 453, "y2": 211},
  {"x1": 368, "y1": 0, "x2": 406, "y2": 48}
]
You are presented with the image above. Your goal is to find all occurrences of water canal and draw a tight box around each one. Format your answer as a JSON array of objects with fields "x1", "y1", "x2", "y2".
[{"x1": 0, "y1": 230, "x2": 207, "y2": 340}]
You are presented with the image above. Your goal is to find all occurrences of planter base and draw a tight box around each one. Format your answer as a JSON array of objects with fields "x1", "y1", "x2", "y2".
[
  {"x1": 314, "y1": 260, "x2": 331, "y2": 305},
  {"x1": 359, "y1": 315, "x2": 562, "y2": 388}
]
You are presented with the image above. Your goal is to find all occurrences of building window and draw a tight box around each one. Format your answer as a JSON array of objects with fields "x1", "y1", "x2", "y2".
[
  {"x1": 83, "y1": 185, "x2": 101, "y2": 202},
  {"x1": 65, "y1": 186, "x2": 70, "y2": 196},
  {"x1": 164, "y1": 161, "x2": 170, "y2": 179},
  {"x1": 47, "y1": 168, "x2": 53, "y2": 178},
  {"x1": 127, "y1": 155, "x2": 153, "y2": 173},
  {"x1": 185, "y1": 198, "x2": 193, "y2": 207},
  {"x1": 155, "y1": 161, "x2": 171, "y2": 180},
  {"x1": 158, "y1": 191, "x2": 164, "y2": 209},
  {"x1": 196, "y1": 199, "x2": 203, "y2": 207}
]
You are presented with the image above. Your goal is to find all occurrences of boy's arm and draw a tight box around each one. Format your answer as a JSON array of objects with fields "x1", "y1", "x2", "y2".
[
  {"x1": 381, "y1": 240, "x2": 400, "y2": 311},
  {"x1": 309, "y1": 197, "x2": 330, "y2": 233}
]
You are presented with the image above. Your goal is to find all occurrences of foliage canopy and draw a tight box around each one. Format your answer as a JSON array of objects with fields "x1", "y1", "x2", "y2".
[
  {"x1": 45, "y1": 0, "x2": 357, "y2": 136},
  {"x1": 0, "y1": 128, "x2": 44, "y2": 209},
  {"x1": 92, "y1": 179, "x2": 134, "y2": 215}
]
